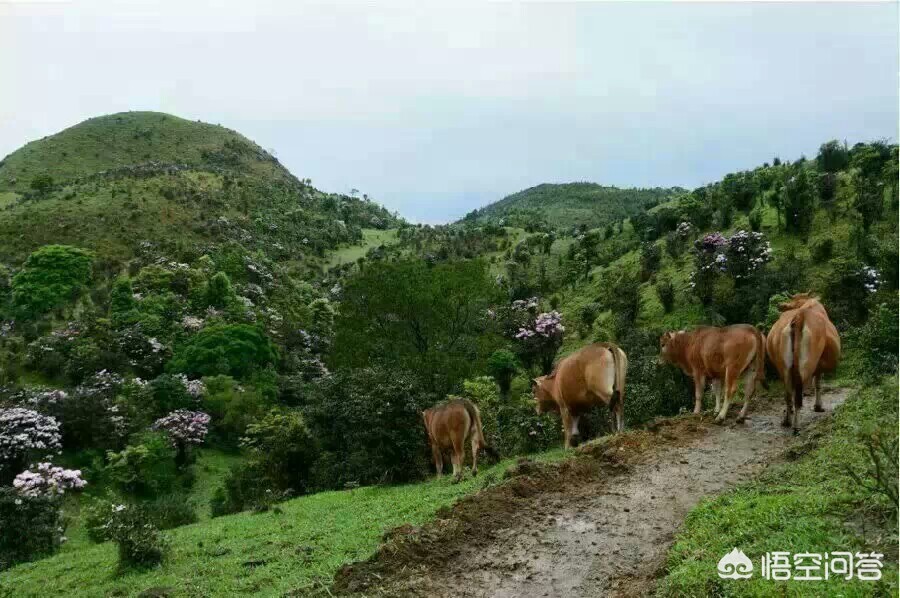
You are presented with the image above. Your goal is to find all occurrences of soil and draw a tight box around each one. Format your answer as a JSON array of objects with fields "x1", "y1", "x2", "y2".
[{"x1": 334, "y1": 388, "x2": 849, "y2": 598}]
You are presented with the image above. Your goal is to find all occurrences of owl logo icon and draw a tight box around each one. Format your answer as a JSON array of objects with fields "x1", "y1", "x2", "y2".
[{"x1": 718, "y1": 548, "x2": 754, "y2": 579}]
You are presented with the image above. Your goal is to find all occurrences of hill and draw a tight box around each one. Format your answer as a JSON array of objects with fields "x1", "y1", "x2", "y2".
[
  {"x1": 0, "y1": 111, "x2": 401, "y2": 267},
  {"x1": 466, "y1": 182, "x2": 684, "y2": 231}
]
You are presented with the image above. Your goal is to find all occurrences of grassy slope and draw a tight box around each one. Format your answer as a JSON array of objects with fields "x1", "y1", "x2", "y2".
[
  {"x1": 658, "y1": 378, "x2": 898, "y2": 597},
  {"x1": 2, "y1": 452, "x2": 567, "y2": 597},
  {"x1": 325, "y1": 228, "x2": 400, "y2": 268},
  {"x1": 0, "y1": 111, "x2": 289, "y2": 192},
  {"x1": 476, "y1": 182, "x2": 683, "y2": 230}
]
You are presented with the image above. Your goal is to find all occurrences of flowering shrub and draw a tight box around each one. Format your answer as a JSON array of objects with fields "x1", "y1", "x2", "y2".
[
  {"x1": 513, "y1": 310, "x2": 565, "y2": 374},
  {"x1": 860, "y1": 266, "x2": 881, "y2": 293},
  {"x1": 724, "y1": 230, "x2": 772, "y2": 280},
  {"x1": 0, "y1": 408, "x2": 61, "y2": 483},
  {"x1": 152, "y1": 410, "x2": 211, "y2": 447},
  {"x1": 13, "y1": 462, "x2": 86, "y2": 497},
  {"x1": 103, "y1": 503, "x2": 168, "y2": 569},
  {"x1": 690, "y1": 230, "x2": 772, "y2": 303}
]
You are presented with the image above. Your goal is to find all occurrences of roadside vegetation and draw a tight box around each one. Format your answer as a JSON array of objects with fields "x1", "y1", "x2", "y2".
[{"x1": 659, "y1": 377, "x2": 899, "y2": 597}]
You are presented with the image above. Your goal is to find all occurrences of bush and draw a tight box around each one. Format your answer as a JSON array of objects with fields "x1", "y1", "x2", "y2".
[
  {"x1": 202, "y1": 375, "x2": 272, "y2": 446},
  {"x1": 486, "y1": 350, "x2": 519, "y2": 397},
  {"x1": 811, "y1": 238, "x2": 834, "y2": 262},
  {"x1": 655, "y1": 277, "x2": 675, "y2": 313},
  {"x1": 0, "y1": 487, "x2": 65, "y2": 570},
  {"x1": 212, "y1": 409, "x2": 317, "y2": 515},
  {"x1": 104, "y1": 504, "x2": 168, "y2": 569},
  {"x1": 86, "y1": 494, "x2": 196, "y2": 542},
  {"x1": 12, "y1": 245, "x2": 94, "y2": 318},
  {"x1": 307, "y1": 366, "x2": 433, "y2": 488},
  {"x1": 462, "y1": 376, "x2": 558, "y2": 456},
  {"x1": 846, "y1": 303, "x2": 899, "y2": 383},
  {"x1": 104, "y1": 432, "x2": 180, "y2": 498},
  {"x1": 168, "y1": 324, "x2": 277, "y2": 380},
  {"x1": 0, "y1": 408, "x2": 62, "y2": 485}
]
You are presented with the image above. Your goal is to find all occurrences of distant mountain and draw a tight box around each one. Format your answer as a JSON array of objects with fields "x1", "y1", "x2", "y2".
[
  {"x1": 467, "y1": 182, "x2": 685, "y2": 230},
  {"x1": 0, "y1": 111, "x2": 401, "y2": 267}
]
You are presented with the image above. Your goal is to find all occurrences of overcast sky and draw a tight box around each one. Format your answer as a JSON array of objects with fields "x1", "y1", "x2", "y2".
[{"x1": 2, "y1": 1, "x2": 897, "y2": 223}]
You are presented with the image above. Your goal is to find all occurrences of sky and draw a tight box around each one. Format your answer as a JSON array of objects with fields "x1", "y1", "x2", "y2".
[{"x1": 1, "y1": 1, "x2": 897, "y2": 224}]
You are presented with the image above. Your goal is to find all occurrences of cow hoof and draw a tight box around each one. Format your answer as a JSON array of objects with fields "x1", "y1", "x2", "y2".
[
  {"x1": 714, "y1": 416, "x2": 725, "y2": 425},
  {"x1": 781, "y1": 418, "x2": 791, "y2": 428},
  {"x1": 792, "y1": 428, "x2": 800, "y2": 436},
  {"x1": 814, "y1": 405, "x2": 825, "y2": 413},
  {"x1": 736, "y1": 416, "x2": 746, "y2": 424},
  {"x1": 472, "y1": 469, "x2": 478, "y2": 477}
]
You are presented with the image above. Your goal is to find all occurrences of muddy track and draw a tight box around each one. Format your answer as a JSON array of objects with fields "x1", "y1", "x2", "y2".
[{"x1": 335, "y1": 388, "x2": 849, "y2": 598}]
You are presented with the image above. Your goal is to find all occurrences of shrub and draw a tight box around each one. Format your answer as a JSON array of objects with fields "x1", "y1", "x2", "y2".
[
  {"x1": 811, "y1": 238, "x2": 834, "y2": 262},
  {"x1": 104, "y1": 432, "x2": 180, "y2": 497},
  {"x1": 748, "y1": 207, "x2": 763, "y2": 232},
  {"x1": 0, "y1": 487, "x2": 65, "y2": 570},
  {"x1": 0, "y1": 408, "x2": 61, "y2": 485},
  {"x1": 12, "y1": 245, "x2": 94, "y2": 318},
  {"x1": 307, "y1": 366, "x2": 433, "y2": 488},
  {"x1": 12, "y1": 462, "x2": 86, "y2": 497},
  {"x1": 104, "y1": 504, "x2": 168, "y2": 569},
  {"x1": 655, "y1": 277, "x2": 676, "y2": 313},
  {"x1": 168, "y1": 324, "x2": 277, "y2": 380},
  {"x1": 152, "y1": 410, "x2": 210, "y2": 467},
  {"x1": 242, "y1": 409, "x2": 318, "y2": 491},
  {"x1": 846, "y1": 303, "x2": 899, "y2": 383},
  {"x1": 211, "y1": 460, "x2": 277, "y2": 517},
  {"x1": 639, "y1": 242, "x2": 661, "y2": 280},
  {"x1": 513, "y1": 310, "x2": 565, "y2": 375},
  {"x1": 486, "y1": 349, "x2": 519, "y2": 396},
  {"x1": 202, "y1": 375, "x2": 272, "y2": 446},
  {"x1": 205, "y1": 272, "x2": 235, "y2": 309}
]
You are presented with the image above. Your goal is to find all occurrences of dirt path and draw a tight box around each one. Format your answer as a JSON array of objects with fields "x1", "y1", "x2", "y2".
[{"x1": 336, "y1": 388, "x2": 849, "y2": 598}]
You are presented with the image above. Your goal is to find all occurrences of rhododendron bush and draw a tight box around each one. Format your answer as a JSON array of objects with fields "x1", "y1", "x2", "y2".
[
  {"x1": 690, "y1": 230, "x2": 772, "y2": 304},
  {"x1": 0, "y1": 408, "x2": 61, "y2": 484},
  {"x1": 13, "y1": 462, "x2": 86, "y2": 497}
]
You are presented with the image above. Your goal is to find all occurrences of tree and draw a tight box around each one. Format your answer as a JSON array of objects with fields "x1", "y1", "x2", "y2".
[
  {"x1": 721, "y1": 171, "x2": 758, "y2": 211},
  {"x1": 168, "y1": 324, "x2": 277, "y2": 380},
  {"x1": 781, "y1": 167, "x2": 815, "y2": 235},
  {"x1": 331, "y1": 259, "x2": 496, "y2": 393},
  {"x1": 487, "y1": 349, "x2": 519, "y2": 396},
  {"x1": 29, "y1": 174, "x2": 54, "y2": 195},
  {"x1": 205, "y1": 272, "x2": 235, "y2": 309},
  {"x1": 12, "y1": 245, "x2": 93, "y2": 318},
  {"x1": 816, "y1": 140, "x2": 849, "y2": 173}
]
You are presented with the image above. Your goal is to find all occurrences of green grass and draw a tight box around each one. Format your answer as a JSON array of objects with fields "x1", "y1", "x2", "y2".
[
  {"x1": 657, "y1": 378, "x2": 899, "y2": 597},
  {"x1": 1, "y1": 453, "x2": 567, "y2": 597},
  {"x1": 325, "y1": 228, "x2": 400, "y2": 267}
]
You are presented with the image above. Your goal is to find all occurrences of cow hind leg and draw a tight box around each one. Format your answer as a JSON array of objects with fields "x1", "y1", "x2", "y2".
[
  {"x1": 611, "y1": 396, "x2": 625, "y2": 433},
  {"x1": 561, "y1": 407, "x2": 574, "y2": 449},
  {"x1": 450, "y1": 436, "x2": 464, "y2": 482},
  {"x1": 711, "y1": 380, "x2": 723, "y2": 415},
  {"x1": 736, "y1": 369, "x2": 756, "y2": 424},
  {"x1": 813, "y1": 374, "x2": 825, "y2": 412},
  {"x1": 470, "y1": 433, "x2": 479, "y2": 477},
  {"x1": 432, "y1": 445, "x2": 444, "y2": 478},
  {"x1": 715, "y1": 370, "x2": 739, "y2": 424}
]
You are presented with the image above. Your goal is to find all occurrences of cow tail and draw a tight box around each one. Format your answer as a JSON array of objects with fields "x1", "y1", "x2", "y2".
[
  {"x1": 755, "y1": 328, "x2": 768, "y2": 390},
  {"x1": 613, "y1": 345, "x2": 627, "y2": 408},
  {"x1": 790, "y1": 315, "x2": 804, "y2": 409},
  {"x1": 463, "y1": 399, "x2": 490, "y2": 453}
]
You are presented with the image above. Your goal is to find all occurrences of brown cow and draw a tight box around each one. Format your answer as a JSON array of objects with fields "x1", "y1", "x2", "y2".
[
  {"x1": 659, "y1": 325, "x2": 766, "y2": 423},
  {"x1": 532, "y1": 343, "x2": 628, "y2": 449},
  {"x1": 766, "y1": 293, "x2": 840, "y2": 432},
  {"x1": 422, "y1": 398, "x2": 487, "y2": 481}
]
